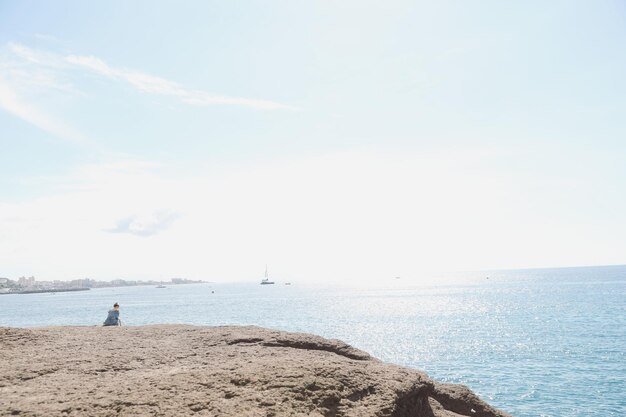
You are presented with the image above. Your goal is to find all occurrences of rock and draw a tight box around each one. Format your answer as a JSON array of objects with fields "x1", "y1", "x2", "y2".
[{"x1": 0, "y1": 325, "x2": 514, "y2": 417}]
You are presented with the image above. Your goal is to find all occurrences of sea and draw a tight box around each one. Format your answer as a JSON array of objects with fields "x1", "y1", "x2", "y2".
[{"x1": 1, "y1": 265, "x2": 624, "y2": 417}]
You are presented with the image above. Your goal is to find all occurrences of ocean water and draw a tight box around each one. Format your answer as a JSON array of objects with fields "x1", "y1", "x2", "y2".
[{"x1": 1, "y1": 265, "x2": 624, "y2": 417}]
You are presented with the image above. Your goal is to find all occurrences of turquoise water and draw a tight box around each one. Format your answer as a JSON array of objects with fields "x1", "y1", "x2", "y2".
[{"x1": 1, "y1": 265, "x2": 624, "y2": 417}]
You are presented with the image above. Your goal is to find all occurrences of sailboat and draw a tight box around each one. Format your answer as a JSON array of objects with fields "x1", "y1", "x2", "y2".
[{"x1": 260, "y1": 265, "x2": 275, "y2": 285}]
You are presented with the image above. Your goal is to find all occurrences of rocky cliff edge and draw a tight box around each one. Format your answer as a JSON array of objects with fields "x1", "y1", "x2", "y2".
[{"x1": 0, "y1": 325, "x2": 513, "y2": 417}]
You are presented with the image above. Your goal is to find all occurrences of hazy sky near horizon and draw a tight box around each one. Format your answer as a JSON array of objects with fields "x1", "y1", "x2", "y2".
[{"x1": 1, "y1": 1, "x2": 625, "y2": 283}]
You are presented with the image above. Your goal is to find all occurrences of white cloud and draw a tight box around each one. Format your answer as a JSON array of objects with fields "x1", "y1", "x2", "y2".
[
  {"x1": 7, "y1": 42, "x2": 67, "y2": 68},
  {"x1": 0, "y1": 74, "x2": 86, "y2": 144},
  {"x1": 106, "y1": 210, "x2": 181, "y2": 237},
  {"x1": 0, "y1": 44, "x2": 88, "y2": 144},
  {"x1": 0, "y1": 41, "x2": 295, "y2": 146},
  {"x1": 65, "y1": 54, "x2": 295, "y2": 111}
]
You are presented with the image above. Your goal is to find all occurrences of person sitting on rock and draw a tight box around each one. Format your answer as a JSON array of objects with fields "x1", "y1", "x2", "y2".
[{"x1": 103, "y1": 302, "x2": 122, "y2": 326}]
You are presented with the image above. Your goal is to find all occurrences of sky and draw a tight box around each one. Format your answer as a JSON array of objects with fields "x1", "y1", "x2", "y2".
[{"x1": 0, "y1": 0, "x2": 625, "y2": 283}]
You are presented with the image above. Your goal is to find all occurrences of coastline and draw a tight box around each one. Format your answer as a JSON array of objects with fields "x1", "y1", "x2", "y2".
[{"x1": 0, "y1": 288, "x2": 90, "y2": 295}]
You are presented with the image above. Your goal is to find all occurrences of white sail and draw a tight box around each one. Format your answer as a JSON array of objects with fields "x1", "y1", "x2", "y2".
[{"x1": 261, "y1": 264, "x2": 275, "y2": 285}]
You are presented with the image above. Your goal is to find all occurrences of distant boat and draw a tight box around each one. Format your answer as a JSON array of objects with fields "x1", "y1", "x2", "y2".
[
  {"x1": 285, "y1": 282, "x2": 291, "y2": 286},
  {"x1": 260, "y1": 265, "x2": 275, "y2": 285},
  {"x1": 156, "y1": 285, "x2": 166, "y2": 288}
]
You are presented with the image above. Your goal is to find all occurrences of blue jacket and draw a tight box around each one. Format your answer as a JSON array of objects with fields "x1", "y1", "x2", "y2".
[{"x1": 103, "y1": 309, "x2": 120, "y2": 326}]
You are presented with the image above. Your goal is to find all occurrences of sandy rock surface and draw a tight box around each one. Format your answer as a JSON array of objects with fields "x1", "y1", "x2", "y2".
[{"x1": 0, "y1": 325, "x2": 513, "y2": 417}]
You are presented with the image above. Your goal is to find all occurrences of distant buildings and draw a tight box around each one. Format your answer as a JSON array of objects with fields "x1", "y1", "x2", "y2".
[
  {"x1": 69, "y1": 278, "x2": 97, "y2": 288},
  {"x1": 0, "y1": 275, "x2": 204, "y2": 293},
  {"x1": 0, "y1": 277, "x2": 18, "y2": 293},
  {"x1": 0, "y1": 278, "x2": 10, "y2": 294},
  {"x1": 18, "y1": 276, "x2": 35, "y2": 287}
]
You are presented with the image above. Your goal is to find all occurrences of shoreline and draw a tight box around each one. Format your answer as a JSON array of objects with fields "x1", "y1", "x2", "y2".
[
  {"x1": 0, "y1": 287, "x2": 90, "y2": 295},
  {"x1": 0, "y1": 282, "x2": 211, "y2": 295}
]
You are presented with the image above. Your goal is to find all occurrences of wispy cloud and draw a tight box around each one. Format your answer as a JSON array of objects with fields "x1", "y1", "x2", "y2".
[
  {"x1": 0, "y1": 43, "x2": 89, "y2": 144},
  {"x1": 7, "y1": 42, "x2": 66, "y2": 68},
  {"x1": 0, "y1": 74, "x2": 86, "y2": 144},
  {"x1": 0, "y1": 41, "x2": 295, "y2": 145},
  {"x1": 5, "y1": 42, "x2": 295, "y2": 111},
  {"x1": 64, "y1": 54, "x2": 295, "y2": 111},
  {"x1": 106, "y1": 210, "x2": 181, "y2": 237}
]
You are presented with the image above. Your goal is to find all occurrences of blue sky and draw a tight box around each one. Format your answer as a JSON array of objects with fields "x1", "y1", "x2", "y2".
[{"x1": 1, "y1": 1, "x2": 625, "y2": 282}]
